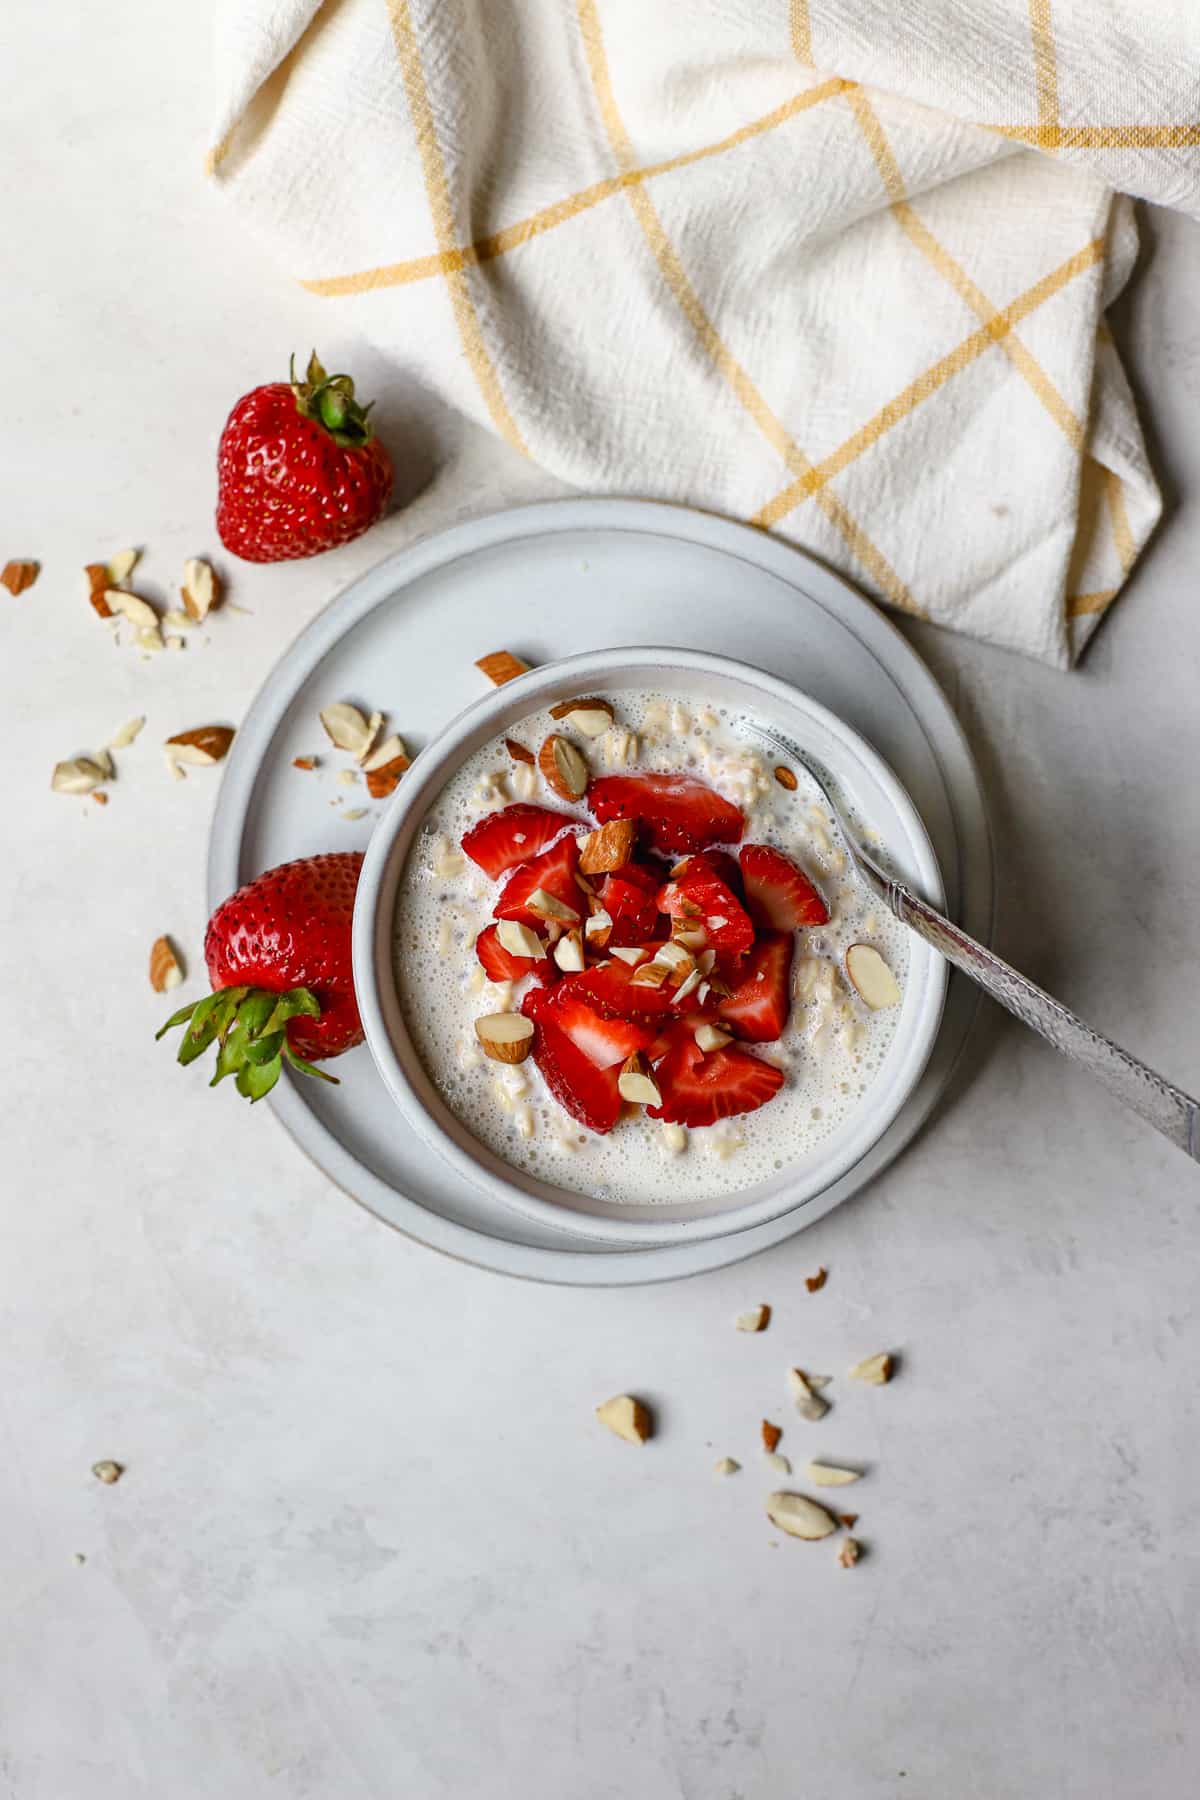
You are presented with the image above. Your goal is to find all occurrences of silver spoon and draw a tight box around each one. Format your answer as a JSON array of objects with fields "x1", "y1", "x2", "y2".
[{"x1": 745, "y1": 722, "x2": 1200, "y2": 1162}]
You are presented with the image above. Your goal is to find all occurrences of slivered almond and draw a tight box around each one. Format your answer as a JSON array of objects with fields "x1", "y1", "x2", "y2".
[
  {"x1": 476, "y1": 649, "x2": 529, "y2": 687},
  {"x1": 165, "y1": 725, "x2": 234, "y2": 767},
  {"x1": 319, "y1": 703, "x2": 374, "y2": 758},
  {"x1": 496, "y1": 919, "x2": 545, "y2": 961},
  {"x1": 774, "y1": 765, "x2": 798, "y2": 791},
  {"x1": 181, "y1": 557, "x2": 220, "y2": 622},
  {"x1": 356, "y1": 711, "x2": 383, "y2": 765},
  {"x1": 538, "y1": 733, "x2": 588, "y2": 801},
  {"x1": 761, "y1": 1420, "x2": 782, "y2": 1451},
  {"x1": 505, "y1": 737, "x2": 535, "y2": 765},
  {"x1": 595, "y1": 1395, "x2": 652, "y2": 1444},
  {"x1": 148, "y1": 935, "x2": 184, "y2": 993},
  {"x1": 735, "y1": 1306, "x2": 770, "y2": 1333},
  {"x1": 766, "y1": 1492, "x2": 838, "y2": 1541},
  {"x1": 365, "y1": 755, "x2": 410, "y2": 799},
  {"x1": 108, "y1": 716, "x2": 145, "y2": 750},
  {"x1": 805, "y1": 1461, "x2": 862, "y2": 1487},
  {"x1": 578, "y1": 817, "x2": 636, "y2": 875},
  {"x1": 85, "y1": 564, "x2": 114, "y2": 618},
  {"x1": 51, "y1": 757, "x2": 106, "y2": 795},
  {"x1": 845, "y1": 943, "x2": 902, "y2": 1010},
  {"x1": 695, "y1": 1022, "x2": 732, "y2": 1053},
  {"x1": 2, "y1": 559, "x2": 38, "y2": 596},
  {"x1": 362, "y1": 734, "x2": 407, "y2": 774},
  {"x1": 526, "y1": 886, "x2": 580, "y2": 925},
  {"x1": 848, "y1": 1351, "x2": 893, "y2": 1386},
  {"x1": 548, "y1": 696, "x2": 615, "y2": 737},
  {"x1": 106, "y1": 590, "x2": 159, "y2": 631},
  {"x1": 553, "y1": 929, "x2": 586, "y2": 973},
  {"x1": 474, "y1": 1012, "x2": 535, "y2": 1064},
  {"x1": 671, "y1": 918, "x2": 708, "y2": 950},
  {"x1": 655, "y1": 940, "x2": 694, "y2": 974},
  {"x1": 672, "y1": 968, "x2": 702, "y2": 1004},
  {"x1": 617, "y1": 1052, "x2": 661, "y2": 1107},
  {"x1": 106, "y1": 548, "x2": 139, "y2": 587}
]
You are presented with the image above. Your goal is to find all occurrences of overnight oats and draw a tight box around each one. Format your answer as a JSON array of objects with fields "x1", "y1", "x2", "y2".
[{"x1": 392, "y1": 689, "x2": 909, "y2": 1205}]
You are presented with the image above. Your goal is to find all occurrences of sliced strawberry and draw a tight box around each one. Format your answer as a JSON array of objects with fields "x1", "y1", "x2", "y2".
[
  {"x1": 648, "y1": 1036, "x2": 784, "y2": 1128},
  {"x1": 521, "y1": 989, "x2": 622, "y2": 1133},
  {"x1": 588, "y1": 774, "x2": 744, "y2": 857},
  {"x1": 547, "y1": 982, "x2": 657, "y2": 1068},
  {"x1": 475, "y1": 922, "x2": 552, "y2": 984},
  {"x1": 671, "y1": 849, "x2": 744, "y2": 895},
  {"x1": 570, "y1": 959, "x2": 678, "y2": 1019},
  {"x1": 461, "y1": 804, "x2": 575, "y2": 879},
  {"x1": 608, "y1": 857, "x2": 670, "y2": 893},
  {"x1": 739, "y1": 843, "x2": 829, "y2": 929},
  {"x1": 601, "y1": 873, "x2": 661, "y2": 947},
  {"x1": 656, "y1": 869, "x2": 755, "y2": 957},
  {"x1": 717, "y1": 931, "x2": 793, "y2": 1042},
  {"x1": 494, "y1": 834, "x2": 582, "y2": 928}
]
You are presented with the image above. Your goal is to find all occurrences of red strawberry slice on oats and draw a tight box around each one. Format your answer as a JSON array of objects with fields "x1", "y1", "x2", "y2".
[
  {"x1": 656, "y1": 868, "x2": 755, "y2": 958},
  {"x1": 647, "y1": 1036, "x2": 784, "y2": 1128},
  {"x1": 588, "y1": 774, "x2": 744, "y2": 857},
  {"x1": 461, "y1": 804, "x2": 576, "y2": 880},
  {"x1": 600, "y1": 873, "x2": 662, "y2": 947},
  {"x1": 717, "y1": 931, "x2": 793, "y2": 1042},
  {"x1": 547, "y1": 983, "x2": 657, "y2": 1069},
  {"x1": 671, "y1": 850, "x2": 744, "y2": 895},
  {"x1": 494, "y1": 835, "x2": 582, "y2": 927},
  {"x1": 739, "y1": 843, "x2": 829, "y2": 929},
  {"x1": 475, "y1": 922, "x2": 552, "y2": 984},
  {"x1": 571, "y1": 960, "x2": 679, "y2": 1020},
  {"x1": 521, "y1": 988, "x2": 622, "y2": 1133}
]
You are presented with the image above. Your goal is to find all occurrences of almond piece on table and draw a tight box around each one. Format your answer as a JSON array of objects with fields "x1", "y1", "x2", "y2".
[
  {"x1": 766, "y1": 1491, "x2": 838, "y2": 1540},
  {"x1": 91, "y1": 1460, "x2": 124, "y2": 1485},
  {"x1": 844, "y1": 943, "x2": 902, "y2": 1010},
  {"x1": 475, "y1": 649, "x2": 530, "y2": 687},
  {"x1": 735, "y1": 1305, "x2": 771, "y2": 1334},
  {"x1": 293, "y1": 756, "x2": 317, "y2": 771},
  {"x1": 837, "y1": 1537, "x2": 861, "y2": 1569},
  {"x1": 84, "y1": 563, "x2": 114, "y2": 618},
  {"x1": 789, "y1": 1367, "x2": 831, "y2": 1422},
  {"x1": 181, "y1": 557, "x2": 220, "y2": 622},
  {"x1": 714, "y1": 1457, "x2": 741, "y2": 1476},
  {"x1": 165, "y1": 726, "x2": 235, "y2": 767},
  {"x1": 361, "y1": 734, "x2": 407, "y2": 772},
  {"x1": 51, "y1": 757, "x2": 107, "y2": 796},
  {"x1": 106, "y1": 548, "x2": 140, "y2": 587},
  {"x1": 761, "y1": 1419, "x2": 782, "y2": 1452},
  {"x1": 538, "y1": 733, "x2": 588, "y2": 802},
  {"x1": 148, "y1": 936, "x2": 184, "y2": 993},
  {"x1": 108, "y1": 716, "x2": 145, "y2": 750},
  {"x1": 578, "y1": 817, "x2": 637, "y2": 875},
  {"x1": 805, "y1": 1266, "x2": 828, "y2": 1293},
  {"x1": 764, "y1": 1451, "x2": 791, "y2": 1475},
  {"x1": 595, "y1": 1395, "x2": 652, "y2": 1444},
  {"x1": 617, "y1": 1052, "x2": 662, "y2": 1108},
  {"x1": 319, "y1": 702, "x2": 375, "y2": 758},
  {"x1": 474, "y1": 1012, "x2": 535, "y2": 1064},
  {"x1": 2, "y1": 559, "x2": 39, "y2": 596},
  {"x1": 505, "y1": 737, "x2": 535, "y2": 765},
  {"x1": 848, "y1": 1352, "x2": 894, "y2": 1386},
  {"x1": 805, "y1": 1461, "x2": 862, "y2": 1487},
  {"x1": 548, "y1": 696, "x2": 616, "y2": 737},
  {"x1": 356, "y1": 711, "x2": 384, "y2": 766},
  {"x1": 363, "y1": 752, "x2": 410, "y2": 795}
]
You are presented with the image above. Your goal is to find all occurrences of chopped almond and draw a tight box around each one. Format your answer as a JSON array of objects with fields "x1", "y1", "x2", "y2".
[
  {"x1": 788, "y1": 1368, "x2": 831, "y2": 1422},
  {"x1": 765, "y1": 1492, "x2": 837, "y2": 1540},
  {"x1": 181, "y1": 557, "x2": 220, "y2": 622},
  {"x1": 319, "y1": 703, "x2": 375, "y2": 758},
  {"x1": 805, "y1": 1461, "x2": 862, "y2": 1487},
  {"x1": 548, "y1": 696, "x2": 615, "y2": 737},
  {"x1": 365, "y1": 754, "x2": 411, "y2": 799},
  {"x1": 526, "y1": 886, "x2": 580, "y2": 925},
  {"x1": 848, "y1": 1352, "x2": 894, "y2": 1386},
  {"x1": 553, "y1": 929, "x2": 586, "y2": 973},
  {"x1": 1, "y1": 559, "x2": 39, "y2": 596},
  {"x1": 148, "y1": 936, "x2": 184, "y2": 993},
  {"x1": 293, "y1": 756, "x2": 317, "y2": 771},
  {"x1": 165, "y1": 725, "x2": 235, "y2": 767},
  {"x1": 51, "y1": 757, "x2": 107, "y2": 795},
  {"x1": 805, "y1": 1266, "x2": 828, "y2": 1293},
  {"x1": 505, "y1": 737, "x2": 535, "y2": 765},
  {"x1": 474, "y1": 1013, "x2": 535, "y2": 1064},
  {"x1": 538, "y1": 733, "x2": 588, "y2": 801},
  {"x1": 714, "y1": 1457, "x2": 741, "y2": 1476},
  {"x1": 84, "y1": 563, "x2": 114, "y2": 618},
  {"x1": 617, "y1": 1052, "x2": 661, "y2": 1108},
  {"x1": 838, "y1": 1513, "x2": 859, "y2": 1530},
  {"x1": 695, "y1": 1022, "x2": 732, "y2": 1053},
  {"x1": 595, "y1": 1395, "x2": 652, "y2": 1444},
  {"x1": 578, "y1": 817, "x2": 636, "y2": 875},
  {"x1": 735, "y1": 1305, "x2": 771, "y2": 1333},
  {"x1": 837, "y1": 1537, "x2": 861, "y2": 1569},
  {"x1": 761, "y1": 1419, "x2": 782, "y2": 1452},
  {"x1": 475, "y1": 649, "x2": 530, "y2": 687}
]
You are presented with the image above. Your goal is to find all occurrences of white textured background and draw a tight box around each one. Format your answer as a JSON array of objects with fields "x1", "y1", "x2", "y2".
[{"x1": 3, "y1": 4, "x2": 1199, "y2": 1797}]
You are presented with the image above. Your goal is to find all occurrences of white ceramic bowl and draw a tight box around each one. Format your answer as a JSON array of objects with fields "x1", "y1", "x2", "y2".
[{"x1": 352, "y1": 646, "x2": 947, "y2": 1247}]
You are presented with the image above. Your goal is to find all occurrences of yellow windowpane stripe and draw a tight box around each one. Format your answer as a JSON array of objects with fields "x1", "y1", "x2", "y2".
[
  {"x1": 790, "y1": 0, "x2": 813, "y2": 65},
  {"x1": 844, "y1": 86, "x2": 1084, "y2": 450},
  {"x1": 385, "y1": 0, "x2": 528, "y2": 455},
  {"x1": 1067, "y1": 589, "x2": 1117, "y2": 618},
  {"x1": 752, "y1": 236, "x2": 1104, "y2": 529},
  {"x1": 577, "y1": 0, "x2": 921, "y2": 615},
  {"x1": 302, "y1": 79, "x2": 847, "y2": 298},
  {"x1": 1103, "y1": 467, "x2": 1136, "y2": 574},
  {"x1": 990, "y1": 122, "x2": 1200, "y2": 149},
  {"x1": 1027, "y1": 0, "x2": 1061, "y2": 140}
]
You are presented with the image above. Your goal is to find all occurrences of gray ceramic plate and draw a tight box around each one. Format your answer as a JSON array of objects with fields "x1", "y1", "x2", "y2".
[{"x1": 208, "y1": 498, "x2": 993, "y2": 1285}]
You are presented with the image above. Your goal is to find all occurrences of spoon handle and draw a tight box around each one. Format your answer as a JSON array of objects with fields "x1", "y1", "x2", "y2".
[{"x1": 860, "y1": 853, "x2": 1200, "y2": 1162}]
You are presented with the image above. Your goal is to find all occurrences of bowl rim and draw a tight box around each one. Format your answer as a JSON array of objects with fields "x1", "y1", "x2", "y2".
[{"x1": 352, "y1": 645, "x2": 947, "y2": 1246}]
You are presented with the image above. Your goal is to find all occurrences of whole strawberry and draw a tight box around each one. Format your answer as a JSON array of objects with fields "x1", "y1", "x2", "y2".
[
  {"x1": 216, "y1": 353, "x2": 393, "y2": 562},
  {"x1": 158, "y1": 852, "x2": 364, "y2": 1102}
]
